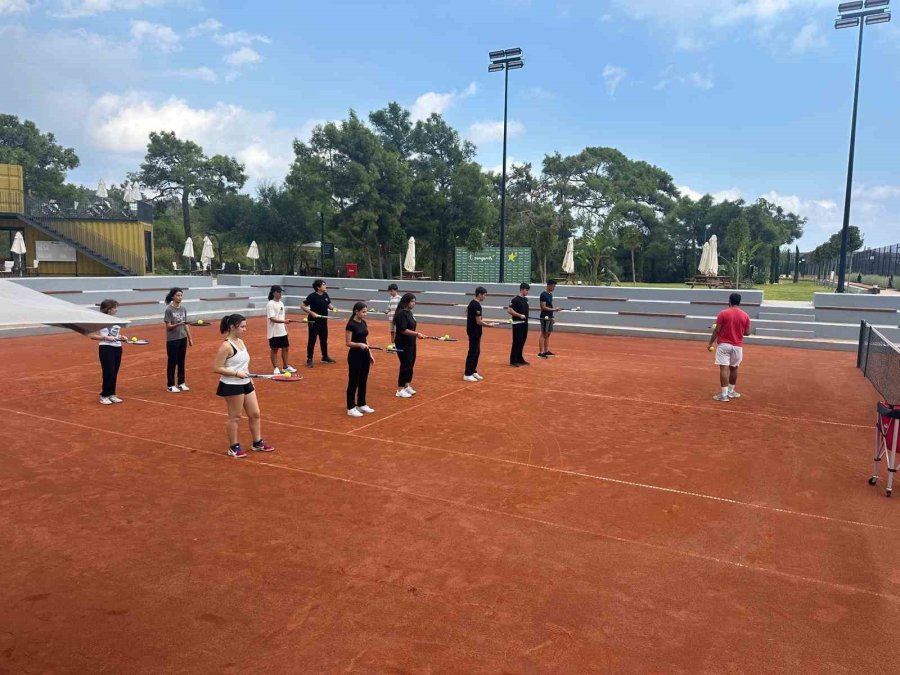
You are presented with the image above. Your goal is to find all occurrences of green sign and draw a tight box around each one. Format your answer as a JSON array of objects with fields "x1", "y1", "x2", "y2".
[{"x1": 454, "y1": 247, "x2": 532, "y2": 283}]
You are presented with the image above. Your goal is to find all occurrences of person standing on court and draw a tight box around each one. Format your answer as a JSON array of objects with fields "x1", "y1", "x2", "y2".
[
  {"x1": 345, "y1": 302, "x2": 376, "y2": 417},
  {"x1": 538, "y1": 279, "x2": 564, "y2": 358},
  {"x1": 507, "y1": 282, "x2": 531, "y2": 367},
  {"x1": 393, "y1": 292, "x2": 427, "y2": 397},
  {"x1": 90, "y1": 299, "x2": 128, "y2": 405},
  {"x1": 707, "y1": 292, "x2": 751, "y2": 401},
  {"x1": 164, "y1": 287, "x2": 193, "y2": 393},
  {"x1": 302, "y1": 279, "x2": 337, "y2": 368},
  {"x1": 464, "y1": 286, "x2": 495, "y2": 382},
  {"x1": 385, "y1": 283, "x2": 400, "y2": 344},
  {"x1": 266, "y1": 285, "x2": 296, "y2": 375}
]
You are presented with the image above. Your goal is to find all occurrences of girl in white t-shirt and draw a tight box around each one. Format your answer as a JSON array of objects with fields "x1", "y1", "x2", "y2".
[
  {"x1": 89, "y1": 299, "x2": 129, "y2": 405},
  {"x1": 213, "y1": 313, "x2": 274, "y2": 458},
  {"x1": 266, "y1": 284, "x2": 296, "y2": 375}
]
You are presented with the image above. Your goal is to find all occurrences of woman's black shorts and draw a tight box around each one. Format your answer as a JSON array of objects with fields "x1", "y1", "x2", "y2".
[{"x1": 216, "y1": 381, "x2": 255, "y2": 397}]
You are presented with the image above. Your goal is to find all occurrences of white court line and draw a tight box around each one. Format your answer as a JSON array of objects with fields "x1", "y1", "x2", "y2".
[
  {"x1": 347, "y1": 386, "x2": 470, "y2": 434},
  {"x1": 61, "y1": 390, "x2": 897, "y2": 533},
  {"x1": 3, "y1": 404, "x2": 898, "y2": 604},
  {"x1": 493, "y1": 382, "x2": 871, "y2": 430}
]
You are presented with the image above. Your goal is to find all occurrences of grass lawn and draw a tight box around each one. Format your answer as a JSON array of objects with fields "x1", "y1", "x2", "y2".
[{"x1": 618, "y1": 280, "x2": 821, "y2": 302}]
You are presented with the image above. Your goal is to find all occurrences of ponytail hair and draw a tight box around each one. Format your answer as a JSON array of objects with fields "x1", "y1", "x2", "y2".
[
  {"x1": 99, "y1": 299, "x2": 119, "y2": 314},
  {"x1": 351, "y1": 301, "x2": 367, "y2": 320},
  {"x1": 219, "y1": 313, "x2": 246, "y2": 334},
  {"x1": 165, "y1": 287, "x2": 183, "y2": 304},
  {"x1": 393, "y1": 293, "x2": 416, "y2": 327}
]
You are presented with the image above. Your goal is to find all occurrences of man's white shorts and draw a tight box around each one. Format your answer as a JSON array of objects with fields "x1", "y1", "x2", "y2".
[{"x1": 714, "y1": 343, "x2": 743, "y2": 367}]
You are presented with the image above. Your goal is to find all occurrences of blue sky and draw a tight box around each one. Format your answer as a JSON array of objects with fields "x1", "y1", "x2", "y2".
[{"x1": 2, "y1": 0, "x2": 898, "y2": 249}]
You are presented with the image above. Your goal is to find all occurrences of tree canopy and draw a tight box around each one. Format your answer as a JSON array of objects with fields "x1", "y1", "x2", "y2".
[{"x1": 0, "y1": 114, "x2": 79, "y2": 197}]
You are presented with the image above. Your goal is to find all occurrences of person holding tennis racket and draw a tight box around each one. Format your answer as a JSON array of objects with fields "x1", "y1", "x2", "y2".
[
  {"x1": 89, "y1": 299, "x2": 128, "y2": 405},
  {"x1": 302, "y1": 279, "x2": 337, "y2": 368},
  {"x1": 266, "y1": 285, "x2": 297, "y2": 375},
  {"x1": 464, "y1": 286, "x2": 495, "y2": 382},
  {"x1": 393, "y1": 292, "x2": 427, "y2": 398},
  {"x1": 507, "y1": 282, "x2": 531, "y2": 367},
  {"x1": 213, "y1": 313, "x2": 274, "y2": 458},
  {"x1": 345, "y1": 301, "x2": 376, "y2": 417},
  {"x1": 164, "y1": 287, "x2": 193, "y2": 393},
  {"x1": 385, "y1": 283, "x2": 400, "y2": 344}
]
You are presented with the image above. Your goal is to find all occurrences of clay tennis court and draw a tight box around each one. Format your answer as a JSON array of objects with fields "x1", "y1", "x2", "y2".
[{"x1": 2, "y1": 317, "x2": 897, "y2": 673}]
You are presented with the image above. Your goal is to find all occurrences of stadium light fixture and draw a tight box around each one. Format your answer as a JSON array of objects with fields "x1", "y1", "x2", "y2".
[
  {"x1": 833, "y1": 0, "x2": 890, "y2": 293},
  {"x1": 488, "y1": 47, "x2": 525, "y2": 284}
]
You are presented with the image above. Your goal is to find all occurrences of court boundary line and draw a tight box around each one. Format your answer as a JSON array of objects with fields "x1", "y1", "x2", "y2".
[
  {"x1": 52, "y1": 389, "x2": 899, "y2": 533},
  {"x1": 3, "y1": 404, "x2": 898, "y2": 604},
  {"x1": 347, "y1": 386, "x2": 470, "y2": 434},
  {"x1": 492, "y1": 382, "x2": 871, "y2": 430}
]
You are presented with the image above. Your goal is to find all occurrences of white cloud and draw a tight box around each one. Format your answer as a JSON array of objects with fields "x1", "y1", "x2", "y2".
[
  {"x1": 130, "y1": 20, "x2": 180, "y2": 53},
  {"x1": 171, "y1": 66, "x2": 217, "y2": 83},
  {"x1": 53, "y1": 0, "x2": 170, "y2": 18},
  {"x1": 409, "y1": 82, "x2": 478, "y2": 121},
  {"x1": 524, "y1": 86, "x2": 555, "y2": 100},
  {"x1": 791, "y1": 22, "x2": 826, "y2": 53},
  {"x1": 86, "y1": 92, "x2": 311, "y2": 185},
  {"x1": 466, "y1": 120, "x2": 525, "y2": 145},
  {"x1": 0, "y1": 0, "x2": 31, "y2": 14},
  {"x1": 213, "y1": 31, "x2": 271, "y2": 47},
  {"x1": 602, "y1": 65, "x2": 626, "y2": 96},
  {"x1": 679, "y1": 185, "x2": 743, "y2": 203},
  {"x1": 224, "y1": 46, "x2": 262, "y2": 66},
  {"x1": 186, "y1": 19, "x2": 223, "y2": 37},
  {"x1": 611, "y1": 0, "x2": 834, "y2": 51},
  {"x1": 655, "y1": 66, "x2": 714, "y2": 90}
]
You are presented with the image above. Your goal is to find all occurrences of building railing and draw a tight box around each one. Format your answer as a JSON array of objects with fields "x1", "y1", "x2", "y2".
[
  {"x1": 24, "y1": 196, "x2": 144, "y2": 275},
  {"x1": 22, "y1": 195, "x2": 153, "y2": 222}
]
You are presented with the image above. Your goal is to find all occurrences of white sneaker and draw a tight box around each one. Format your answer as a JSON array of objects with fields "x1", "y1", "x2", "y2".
[
  {"x1": 404, "y1": 386, "x2": 417, "y2": 396},
  {"x1": 473, "y1": 373, "x2": 484, "y2": 381},
  {"x1": 99, "y1": 396, "x2": 113, "y2": 405},
  {"x1": 357, "y1": 405, "x2": 375, "y2": 414},
  {"x1": 178, "y1": 383, "x2": 190, "y2": 392},
  {"x1": 273, "y1": 367, "x2": 281, "y2": 375},
  {"x1": 713, "y1": 393, "x2": 730, "y2": 402},
  {"x1": 727, "y1": 390, "x2": 741, "y2": 399},
  {"x1": 283, "y1": 365, "x2": 297, "y2": 373},
  {"x1": 109, "y1": 396, "x2": 124, "y2": 404},
  {"x1": 167, "y1": 386, "x2": 181, "y2": 393},
  {"x1": 396, "y1": 389, "x2": 412, "y2": 398},
  {"x1": 347, "y1": 407, "x2": 364, "y2": 417},
  {"x1": 463, "y1": 375, "x2": 478, "y2": 382}
]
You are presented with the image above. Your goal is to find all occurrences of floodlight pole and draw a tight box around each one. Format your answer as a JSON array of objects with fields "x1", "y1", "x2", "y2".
[
  {"x1": 319, "y1": 211, "x2": 325, "y2": 274},
  {"x1": 499, "y1": 66, "x2": 510, "y2": 284},
  {"x1": 837, "y1": 19, "x2": 865, "y2": 293}
]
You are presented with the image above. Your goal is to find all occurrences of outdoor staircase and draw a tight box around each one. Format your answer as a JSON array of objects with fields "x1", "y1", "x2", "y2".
[{"x1": 20, "y1": 198, "x2": 142, "y2": 276}]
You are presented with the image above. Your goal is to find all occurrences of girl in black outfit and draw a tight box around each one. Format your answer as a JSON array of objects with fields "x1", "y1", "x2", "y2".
[
  {"x1": 392, "y1": 293, "x2": 428, "y2": 398},
  {"x1": 345, "y1": 301, "x2": 375, "y2": 417}
]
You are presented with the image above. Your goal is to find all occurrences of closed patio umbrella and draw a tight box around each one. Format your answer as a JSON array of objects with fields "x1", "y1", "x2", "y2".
[
  {"x1": 182, "y1": 237, "x2": 195, "y2": 261},
  {"x1": 562, "y1": 236, "x2": 575, "y2": 274},
  {"x1": 708, "y1": 235, "x2": 719, "y2": 276},
  {"x1": 96, "y1": 179, "x2": 108, "y2": 199},
  {"x1": 698, "y1": 242, "x2": 711, "y2": 275},
  {"x1": 200, "y1": 236, "x2": 214, "y2": 271},
  {"x1": 403, "y1": 237, "x2": 416, "y2": 273},
  {"x1": 246, "y1": 240, "x2": 260, "y2": 272},
  {"x1": 11, "y1": 231, "x2": 26, "y2": 277}
]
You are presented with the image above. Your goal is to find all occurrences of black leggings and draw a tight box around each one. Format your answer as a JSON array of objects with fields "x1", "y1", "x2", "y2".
[
  {"x1": 346, "y1": 351, "x2": 371, "y2": 409},
  {"x1": 397, "y1": 340, "x2": 417, "y2": 387},
  {"x1": 166, "y1": 337, "x2": 188, "y2": 387},
  {"x1": 99, "y1": 345, "x2": 122, "y2": 397},
  {"x1": 510, "y1": 324, "x2": 528, "y2": 364},
  {"x1": 307, "y1": 320, "x2": 329, "y2": 360},
  {"x1": 465, "y1": 334, "x2": 481, "y2": 376}
]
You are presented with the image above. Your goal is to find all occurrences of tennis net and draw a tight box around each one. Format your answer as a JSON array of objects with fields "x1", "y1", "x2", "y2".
[{"x1": 857, "y1": 321, "x2": 900, "y2": 404}]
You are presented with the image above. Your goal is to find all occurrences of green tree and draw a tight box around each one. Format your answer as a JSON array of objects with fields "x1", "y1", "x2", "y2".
[
  {"x1": 130, "y1": 131, "x2": 247, "y2": 239},
  {"x1": 0, "y1": 114, "x2": 79, "y2": 197},
  {"x1": 621, "y1": 224, "x2": 642, "y2": 286}
]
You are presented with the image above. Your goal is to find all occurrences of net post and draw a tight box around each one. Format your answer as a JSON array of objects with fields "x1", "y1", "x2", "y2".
[{"x1": 857, "y1": 320, "x2": 868, "y2": 370}]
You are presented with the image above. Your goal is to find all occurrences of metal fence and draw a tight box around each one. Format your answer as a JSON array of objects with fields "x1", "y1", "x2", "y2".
[{"x1": 849, "y1": 243, "x2": 900, "y2": 279}]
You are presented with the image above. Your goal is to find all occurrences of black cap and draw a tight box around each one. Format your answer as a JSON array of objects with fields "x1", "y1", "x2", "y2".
[
  {"x1": 547, "y1": 279, "x2": 557, "y2": 286},
  {"x1": 271, "y1": 285, "x2": 283, "y2": 293}
]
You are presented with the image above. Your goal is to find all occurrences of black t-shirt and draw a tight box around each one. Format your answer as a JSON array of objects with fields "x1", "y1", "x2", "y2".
[
  {"x1": 539, "y1": 290, "x2": 554, "y2": 319},
  {"x1": 466, "y1": 299, "x2": 483, "y2": 337},
  {"x1": 345, "y1": 319, "x2": 368, "y2": 346},
  {"x1": 304, "y1": 291, "x2": 331, "y2": 319},
  {"x1": 394, "y1": 310, "x2": 417, "y2": 347},
  {"x1": 509, "y1": 295, "x2": 529, "y2": 321}
]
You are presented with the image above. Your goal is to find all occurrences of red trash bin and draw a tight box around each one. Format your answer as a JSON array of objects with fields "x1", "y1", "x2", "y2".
[{"x1": 346, "y1": 263, "x2": 358, "y2": 278}]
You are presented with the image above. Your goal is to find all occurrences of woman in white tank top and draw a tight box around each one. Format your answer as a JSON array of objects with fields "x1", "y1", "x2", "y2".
[{"x1": 213, "y1": 314, "x2": 275, "y2": 458}]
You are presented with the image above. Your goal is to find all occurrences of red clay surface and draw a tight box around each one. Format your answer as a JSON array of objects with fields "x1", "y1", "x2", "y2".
[{"x1": 1, "y1": 317, "x2": 898, "y2": 673}]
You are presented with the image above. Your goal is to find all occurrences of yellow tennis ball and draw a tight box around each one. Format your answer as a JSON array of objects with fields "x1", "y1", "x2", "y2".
[
  {"x1": 131, "y1": 336, "x2": 138, "y2": 342},
  {"x1": 283, "y1": 371, "x2": 291, "y2": 378},
  {"x1": 708, "y1": 345, "x2": 715, "y2": 352},
  {"x1": 197, "y1": 319, "x2": 204, "y2": 325}
]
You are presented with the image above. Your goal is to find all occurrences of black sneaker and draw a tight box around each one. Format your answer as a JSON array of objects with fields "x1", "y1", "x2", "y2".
[
  {"x1": 510, "y1": 363, "x2": 521, "y2": 368},
  {"x1": 520, "y1": 360, "x2": 531, "y2": 366},
  {"x1": 538, "y1": 352, "x2": 549, "y2": 359},
  {"x1": 545, "y1": 351, "x2": 556, "y2": 357},
  {"x1": 306, "y1": 359, "x2": 313, "y2": 368},
  {"x1": 322, "y1": 357, "x2": 337, "y2": 365}
]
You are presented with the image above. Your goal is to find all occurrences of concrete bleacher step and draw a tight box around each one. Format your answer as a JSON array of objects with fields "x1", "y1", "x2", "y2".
[
  {"x1": 756, "y1": 327, "x2": 817, "y2": 339},
  {"x1": 757, "y1": 312, "x2": 815, "y2": 322}
]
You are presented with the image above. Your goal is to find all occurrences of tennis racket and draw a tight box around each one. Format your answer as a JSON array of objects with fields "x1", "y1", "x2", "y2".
[
  {"x1": 369, "y1": 345, "x2": 403, "y2": 353},
  {"x1": 248, "y1": 373, "x2": 303, "y2": 382},
  {"x1": 188, "y1": 320, "x2": 211, "y2": 327},
  {"x1": 427, "y1": 335, "x2": 458, "y2": 342},
  {"x1": 123, "y1": 338, "x2": 150, "y2": 345}
]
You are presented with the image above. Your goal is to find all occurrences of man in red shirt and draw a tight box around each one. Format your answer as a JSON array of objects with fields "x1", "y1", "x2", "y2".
[{"x1": 707, "y1": 293, "x2": 751, "y2": 401}]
